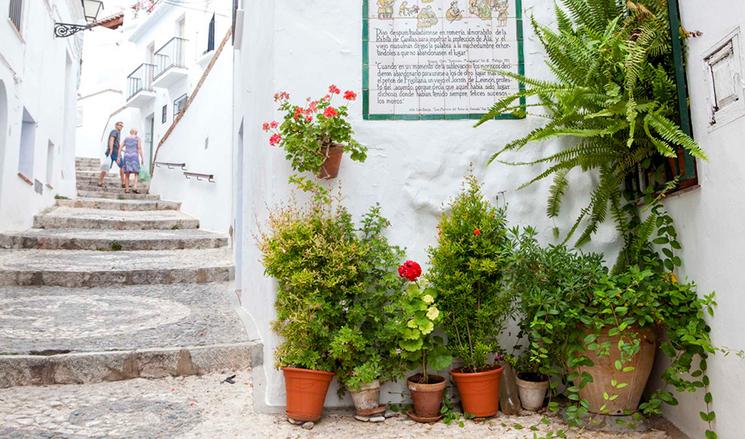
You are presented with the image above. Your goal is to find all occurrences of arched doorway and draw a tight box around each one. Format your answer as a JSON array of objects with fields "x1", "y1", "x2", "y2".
[{"x1": 0, "y1": 80, "x2": 8, "y2": 210}]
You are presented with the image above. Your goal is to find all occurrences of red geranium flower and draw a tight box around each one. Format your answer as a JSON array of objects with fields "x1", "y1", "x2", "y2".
[
  {"x1": 269, "y1": 133, "x2": 282, "y2": 146},
  {"x1": 473, "y1": 228, "x2": 481, "y2": 236},
  {"x1": 343, "y1": 90, "x2": 357, "y2": 101},
  {"x1": 305, "y1": 115, "x2": 312, "y2": 122},
  {"x1": 329, "y1": 84, "x2": 341, "y2": 95},
  {"x1": 324, "y1": 106, "x2": 338, "y2": 118},
  {"x1": 262, "y1": 122, "x2": 270, "y2": 132},
  {"x1": 274, "y1": 91, "x2": 290, "y2": 102},
  {"x1": 398, "y1": 260, "x2": 422, "y2": 282},
  {"x1": 270, "y1": 121, "x2": 279, "y2": 129}
]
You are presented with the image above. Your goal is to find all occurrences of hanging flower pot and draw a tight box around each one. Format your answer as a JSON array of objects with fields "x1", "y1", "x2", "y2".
[
  {"x1": 349, "y1": 380, "x2": 384, "y2": 416},
  {"x1": 318, "y1": 144, "x2": 344, "y2": 179},
  {"x1": 515, "y1": 372, "x2": 548, "y2": 411},
  {"x1": 576, "y1": 326, "x2": 657, "y2": 415},
  {"x1": 407, "y1": 373, "x2": 447, "y2": 422},
  {"x1": 450, "y1": 365, "x2": 504, "y2": 418},
  {"x1": 283, "y1": 367, "x2": 335, "y2": 422}
]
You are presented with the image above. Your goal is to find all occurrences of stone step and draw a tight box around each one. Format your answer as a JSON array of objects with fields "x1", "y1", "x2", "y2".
[
  {"x1": 0, "y1": 248, "x2": 234, "y2": 287},
  {"x1": 77, "y1": 190, "x2": 160, "y2": 200},
  {"x1": 57, "y1": 197, "x2": 180, "y2": 211},
  {"x1": 0, "y1": 283, "x2": 260, "y2": 387},
  {"x1": 0, "y1": 228, "x2": 228, "y2": 251},
  {"x1": 33, "y1": 207, "x2": 198, "y2": 230},
  {"x1": 75, "y1": 157, "x2": 100, "y2": 167},
  {"x1": 76, "y1": 181, "x2": 150, "y2": 192}
]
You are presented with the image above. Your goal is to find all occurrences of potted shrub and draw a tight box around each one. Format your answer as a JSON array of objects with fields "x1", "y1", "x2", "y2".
[
  {"x1": 394, "y1": 260, "x2": 452, "y2": 423},
  {"x1": 329, "y1": 206, "x2": 405, "y2": 417},
  {"x1": 507, "y1": 353, "x2": 548, "y2": 412},
  {"x1": 428, "y1": 176, "x2": 515, "y2": 418},
  {"x1": 263, "y1": 86, "x2": 367, "y2": 186},
  {"x1": 260, "y1": 201, "x2": 368, "y2": 422}
]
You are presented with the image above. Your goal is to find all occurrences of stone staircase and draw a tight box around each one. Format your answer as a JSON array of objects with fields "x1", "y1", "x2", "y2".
[{"x1": 0, "y1": 157, "x2": 261, "y2": 388}]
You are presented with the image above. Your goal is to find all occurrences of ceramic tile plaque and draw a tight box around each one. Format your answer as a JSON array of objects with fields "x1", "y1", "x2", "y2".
[{"x1": 363, "y1": 0, "x2": 525, "y2": 120}]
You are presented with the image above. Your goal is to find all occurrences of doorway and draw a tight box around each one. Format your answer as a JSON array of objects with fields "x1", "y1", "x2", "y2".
[{"x1": 145, "y1": 113, "x2": 154, "y2": 170}]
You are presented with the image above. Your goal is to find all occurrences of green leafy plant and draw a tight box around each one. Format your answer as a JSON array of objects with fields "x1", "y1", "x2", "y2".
[
  {"x1": 264, "y1": 86, "x2": 367, "y2": 198},
  {"x1": 330, "y1": 205, "x2": 407, "y2": 392},
  {"x1": 476, "y1": 0, "x2": 706, "y2": 249},
  {"x1": 395, "y1": 270, "x2": 452, "y2": 384},
  {"x1": 260, "y1": 201, "x2": 366, "y2": 371},
  {"x1": 428, "y1": 176, "x2": 514, "y2": 371}
]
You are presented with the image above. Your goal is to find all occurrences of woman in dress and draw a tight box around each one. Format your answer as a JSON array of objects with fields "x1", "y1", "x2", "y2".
[{"x1": 117, "y1": 128, "x2": 144, "y2": 194}]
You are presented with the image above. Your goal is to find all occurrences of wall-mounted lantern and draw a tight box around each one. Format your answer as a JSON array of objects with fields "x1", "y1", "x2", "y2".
[{"x1": 54, "y1": 0, "x2": 104, "y2": 38}]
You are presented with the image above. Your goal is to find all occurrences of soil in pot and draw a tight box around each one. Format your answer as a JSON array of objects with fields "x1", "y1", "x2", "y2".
[
  {"x1": 349, "y1": 380, "x2": 382, "y2": 416},
  {"x1": 450, "y1": 365, "x2": 504, "y2": 418},
  {"x1": 407, "y1": 373, "x2": 447, "y2": 420},
  {"x1": 576, "y1": 326, "x2": 657, "y2": 415},
  {"x1": 283, "y1": 367, "x2": 335, "y2": 422},
  {"x1": 515, "y1": 372, "x2": 548, "y2": 411},
  {"x1": 318, "y1": 145, "x2": 343, "y2": 179}
]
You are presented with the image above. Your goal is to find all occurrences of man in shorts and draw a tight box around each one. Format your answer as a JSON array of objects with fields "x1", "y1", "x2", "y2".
[{"x1": 98, "y1": 121, "x2": 125, "y2": 188}]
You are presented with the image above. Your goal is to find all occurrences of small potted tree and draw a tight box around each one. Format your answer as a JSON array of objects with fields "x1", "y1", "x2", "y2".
[
  {"x1": 428, "y1": 176, "x2": 515, "y2": 418},
  {"x1": 263, "y1": 86, "x2": 367, "y2": 184},
  {"x1": 395, "y1": 260, "x2": 452, "y2": 423},
  {"x1": 330, "y1": 206, "x2": 405, "y2": 417},
  {"x1": 260, "y1": 201, "x2": 367, "y2": 423}
]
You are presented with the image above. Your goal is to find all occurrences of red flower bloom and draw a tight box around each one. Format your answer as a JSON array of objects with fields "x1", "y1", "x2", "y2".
[
  {"x1": 262, "y1": 122, "x2": 270, "y2": 132},
  {"x1": 329, "y1": 84, "x2": 341, "y2": 95},
  {"x1": 324, "y1": 106, "x2": 338, "y2": 118},
  {"x1": 343, "y1": 90, "x2": 357, "y2": 101},
  {"x1": 270, "y1": 121, "x2": 279, "y2": 129},
  {"x1": 308, "y1": 101, "x2": 318, "y2": 112},
  {"x1": 293, "y1": 107, "x2": 303, "y2": 120},
  {"x1": 322, "y1": 94, "x2": 331, "y2": 102},
  {"x1": 398, "y1": 260, "x2": 422, "y2": 282},
  {"x1": 473, "y1": 228, "x2": 481, "y2": 236},
  {"x1": 274, "y1": 91, "x2": 290, "y2": 102},
  {"x1": 305, "y1": 115, "x2": 313, "y2": 122},
  {"x1": 269, "y1": 133, "x2": 282, "y2": 146}
]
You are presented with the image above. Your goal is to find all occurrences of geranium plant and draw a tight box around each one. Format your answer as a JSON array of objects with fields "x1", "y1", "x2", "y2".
[
  {"x1": 263, "y1": 85, "x2": 367, "y2": 197},
  {"x1": 395, "y1": 260, "x2": 452, "y2": 384}
]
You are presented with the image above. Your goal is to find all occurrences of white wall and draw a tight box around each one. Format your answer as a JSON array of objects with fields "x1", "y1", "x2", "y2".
[
  {"x1": 149, "y1": 42, "x2": 233, "y2": 233},
  {"x1": 0, "y1": 0, "x2": 83, "y2": 231},
  {"x1": 233, "y1": 0, "x2": 621, "y2": 410},
  {"x1": 661, "y1": 2, "x2": 745, "y2": 438}
]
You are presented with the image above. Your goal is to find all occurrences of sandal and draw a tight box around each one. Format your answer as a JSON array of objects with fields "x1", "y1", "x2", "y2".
[
  {"x1": 132, "y1": 189, "x2": 140, "y2": 194},
  {"x1": 97, "y1": 183, "x2": 104, "y2": 188},
  {"x1": 124, "y1": 189, "x2": 130, "y2": 194}
]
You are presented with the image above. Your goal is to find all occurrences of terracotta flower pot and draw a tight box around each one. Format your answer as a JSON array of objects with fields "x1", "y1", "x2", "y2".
[
  {"x1": 450, "y1": 365, "x2": 504, "y2": 418},
  {"x1": 407, "y1": 374, "x2": 447, "y2": 419},
  {"x1": 576, "y1": 326, "x2": 657, "y2": 415},
  {"x1": 283, "y1": 367, "x2": 335, "y2": 422},
  {"x1": 349, "y1": 380, "x2": 382, "y2": 416},
  {"x1": 515, "y1": 373, "x2": 548, "y2": 411},
  {"x1": 318, "y1": 144, "x2": 343, "y2": 179}
]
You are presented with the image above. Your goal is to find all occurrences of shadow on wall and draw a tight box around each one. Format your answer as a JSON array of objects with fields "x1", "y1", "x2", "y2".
[{"x1": 0, "y1": 80, "x2": 7, "y2": 209}]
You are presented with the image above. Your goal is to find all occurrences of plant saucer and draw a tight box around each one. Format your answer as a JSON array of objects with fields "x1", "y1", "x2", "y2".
[{"x1": 406, "y1": 410, "x2": 443, "y2": 423}]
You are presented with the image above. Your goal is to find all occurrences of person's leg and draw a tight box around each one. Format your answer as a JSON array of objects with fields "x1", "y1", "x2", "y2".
[
  {"x1": 98, "y1": 170, "x2": 106, "y2": 187},
  {"x1": 132, "y1": 172, "x2": 139, "y2": 191},
  {"x1": 124, "y1": 173, "x2": 131, "y2": 192},
  {"x1": 120, "y1": 165, "x2": 125, "y2": 187}
]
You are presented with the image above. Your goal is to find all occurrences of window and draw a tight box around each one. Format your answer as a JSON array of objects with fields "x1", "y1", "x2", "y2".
[
  {"x1": 18, "y1": 108, "x2": 35, "y2": 180},
  {"x1": 704, "y1": 29, "x2": 745, "y2": 128},
  {"x1": 9, "y1": 0, "x2": 22, "y2": 32},
  {"x1": 162, "y1": 104, "x2": 168, "y2": 124},
  {"x1": 173, "y1": 94, "x2": 187, "y2": 118},
  {"x1": 206, "y1": 13, "x2": 215, "y2": 54}
]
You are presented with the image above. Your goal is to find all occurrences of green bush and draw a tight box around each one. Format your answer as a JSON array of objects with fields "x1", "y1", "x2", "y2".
[
  {"x1": 428, "y1": 176, "x2": 515, "y2": 371},
  {"x1": 261, "y1": 202, "x2": 366, "y2": 372}
]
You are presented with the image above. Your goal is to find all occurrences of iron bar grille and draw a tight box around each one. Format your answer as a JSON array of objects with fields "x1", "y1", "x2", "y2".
[
  {"x1": 154, "y1": 37, "x2": 187, "y2": 79},
  {"x1": 127, "y1": 63, "x2": 155, "y2": 100}
]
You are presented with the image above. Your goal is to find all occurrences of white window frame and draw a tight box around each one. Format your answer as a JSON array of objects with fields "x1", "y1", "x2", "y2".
[{"x1": 704, "y1": 27, "x2": 745, "y2": 130}]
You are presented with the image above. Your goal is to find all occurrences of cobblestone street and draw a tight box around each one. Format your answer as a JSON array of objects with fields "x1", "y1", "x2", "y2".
[{"x1": 0, "y1": 372, "x2": 681, "y2": 439}]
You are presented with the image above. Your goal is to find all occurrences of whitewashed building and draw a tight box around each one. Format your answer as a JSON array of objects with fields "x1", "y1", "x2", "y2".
[
  {"x1": 231, "y1": 2, "x2": 745, "y2": 439},
  {"x1": 0, "y1": 0, "x2": 85, "y2": 231}
]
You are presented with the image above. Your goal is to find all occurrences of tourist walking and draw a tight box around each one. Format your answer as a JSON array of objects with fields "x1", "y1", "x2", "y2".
[
  {"x1": 98, "y1": 121, "x2": 125, "y2": 188},
  {"x1": 117, "y1": 128, "x2": 144, "y2": 194}
]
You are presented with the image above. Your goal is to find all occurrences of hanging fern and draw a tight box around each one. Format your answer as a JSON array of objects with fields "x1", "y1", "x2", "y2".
[{"x1": 477, "y1": 0, "x2": 705, "y2": 247}]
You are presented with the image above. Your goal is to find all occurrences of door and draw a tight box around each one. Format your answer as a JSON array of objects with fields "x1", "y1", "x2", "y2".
[{"x1": 144, "y1": 114, "x2": 154, "y2": 170}]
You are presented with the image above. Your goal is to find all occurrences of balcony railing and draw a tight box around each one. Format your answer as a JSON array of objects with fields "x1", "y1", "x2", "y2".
[
  {"x1": 154, "y1": 37, "x2": 187, "y2": 79},
  {"x1": 126, "y1": 63, "x2": 155, "y2": 100}
]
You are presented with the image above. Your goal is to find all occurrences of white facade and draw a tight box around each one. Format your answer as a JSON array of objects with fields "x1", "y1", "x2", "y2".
[
  {"x1": 0, "y1": 0, "x2": 84, "y2": 231},
  {"x1": 232, "y1": 0, "x2": 621, "y2": 411},
  {"x1": 661, "y1": 2, "x2": 745, "y2": 438}
]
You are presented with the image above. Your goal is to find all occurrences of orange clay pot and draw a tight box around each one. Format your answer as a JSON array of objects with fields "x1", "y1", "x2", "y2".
[
  {"x1": 450, "y1": 365, "x2": 504, "y2": 418},
  {"x1": 283, "y1": 367, "x2": 335, "y2": 422}
]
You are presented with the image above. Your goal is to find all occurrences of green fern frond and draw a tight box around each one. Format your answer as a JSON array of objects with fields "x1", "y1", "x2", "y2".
[
  {"x1": 547, "y1": 169, "x2": 569, "y2": 218},
  {"x1": 645, "y1": 112, "x2": 707, "y2": 159}
]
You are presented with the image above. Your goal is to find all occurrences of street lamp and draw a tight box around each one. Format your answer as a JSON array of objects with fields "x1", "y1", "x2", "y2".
[{"x1": 54, "y1": 0, "x2": 104, "y2": 38}]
